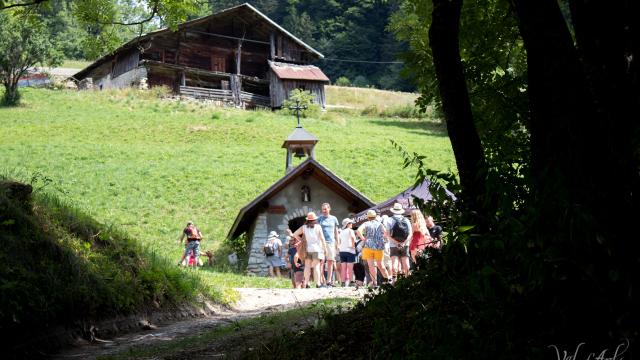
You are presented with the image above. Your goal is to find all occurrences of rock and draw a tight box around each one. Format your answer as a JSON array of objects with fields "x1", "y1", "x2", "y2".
[{"x1": 138, "y1": 319, "x2": 158, "y2": 330}]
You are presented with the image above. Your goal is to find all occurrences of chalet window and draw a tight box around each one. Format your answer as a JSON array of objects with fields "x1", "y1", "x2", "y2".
[{"x1": 211, "y1": 55, "x2": 226, "y2": 72}]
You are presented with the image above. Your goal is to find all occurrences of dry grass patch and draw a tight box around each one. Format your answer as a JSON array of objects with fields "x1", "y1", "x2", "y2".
[{"x1": 326, "y1": 85, "x2": 419, "y2": 109}]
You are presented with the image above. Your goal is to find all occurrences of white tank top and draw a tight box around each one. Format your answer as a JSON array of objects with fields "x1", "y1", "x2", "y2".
[
  {"x1": 338, "y1": 228, "x2": 355, "y2": 253},
  {"x1": 303, "y1": 225, "x2": 323, "y2": 253}
]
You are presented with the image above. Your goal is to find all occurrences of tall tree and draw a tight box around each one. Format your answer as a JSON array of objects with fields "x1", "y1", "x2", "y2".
[
  {"x1": 428, "y1": 0, "x2": 487, "y2": 215},
  {"x1": 0, "y1": 10, "x2": 61, "y2": 105}
]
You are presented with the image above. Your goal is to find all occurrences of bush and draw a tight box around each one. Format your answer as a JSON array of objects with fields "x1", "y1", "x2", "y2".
[
  {"x1": 380, "y1": 104, "x2": 427, "y2": 118},
  {"x1": 335, "y1": 76, "x2": 351, "y2": 87},
  {"x1": 353, "y1": 75, "x2": 370, "y2": 88},
  {"x1": 281, "y1": 89, "x2": 320, "y2": 118},
  {"x1": 361, "y1": 105, "x2": 379, "y2": 116}
]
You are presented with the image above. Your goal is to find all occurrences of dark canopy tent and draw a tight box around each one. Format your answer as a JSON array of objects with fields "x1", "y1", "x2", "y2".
[{"x1": 353, "y1": 180, "x2": 456, "y2": 225}]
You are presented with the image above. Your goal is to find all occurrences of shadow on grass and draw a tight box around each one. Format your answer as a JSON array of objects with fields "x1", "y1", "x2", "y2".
[{"x1": 370, "y1": 119, "x2": 448, "y2": 137}]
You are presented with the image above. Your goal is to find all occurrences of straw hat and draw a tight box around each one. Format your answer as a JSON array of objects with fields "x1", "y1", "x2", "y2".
[
  {"x1": 390, "y1": 203, "x2": 405, "y2": 215},
  {"x1": 306, "y1": 212, "x2": 318, "y2": 221},
  {"x1": 342, "y1": 218, "x2": 354, "y2": 228},
  {"x1": 366, "y1": 209, "x2": 377, "y2": 218}
]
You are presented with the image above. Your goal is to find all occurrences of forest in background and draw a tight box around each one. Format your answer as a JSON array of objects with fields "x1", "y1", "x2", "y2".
[{"x1": 37, "y1": 0, "x2": 414, "y2": 91}]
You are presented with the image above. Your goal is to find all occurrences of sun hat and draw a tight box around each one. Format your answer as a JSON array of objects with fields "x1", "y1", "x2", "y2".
[
  {"x1": 390, "y1": 203, "x2": 405, "y2": 215},
  {"x1": 342, "y1": 218, "x2": 354, "y2": 228},
  {"x1": 306, "y1": 212, "x2": 318, "y2": 221},
  {"x1": 366, "y1": 209, "x2": 377, "y2": 218},
  {"x1": 268, "y1": 231, "x2": 279, "y2": 238}
]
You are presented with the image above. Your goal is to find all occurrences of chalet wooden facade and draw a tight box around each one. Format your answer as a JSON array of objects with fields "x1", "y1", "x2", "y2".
[{"x1": 72, "y1": 3, "x2": 329, "y2": 109}]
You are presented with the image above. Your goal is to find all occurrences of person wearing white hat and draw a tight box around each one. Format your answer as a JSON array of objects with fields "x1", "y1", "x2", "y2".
[
  {"x1": 387, "y1": 203, "x2": 413, "y2": 276},
  {"x1": 263, "y1": 231, "x2": 283, "y2": 277},
  {"x1": 292, "y1": 212, "x2": 328, "y2": 288},
  {"x1": 337, "y1": 218, "x2": 356, "y2": 287},
  {"x1": 356, "y1": 209, "x2": 390, "y2": 287}
]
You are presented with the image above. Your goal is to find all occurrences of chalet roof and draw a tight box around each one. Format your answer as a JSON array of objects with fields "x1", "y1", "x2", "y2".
[
  {"x1": 227, "y1": 158, "x2": 375, "y2": 240},
  {"x1": 281, "y1": 126, "x2": 319, "y2": 147},
  {"x1": 73, "y1": 3, "x2": 323, "y2": 80},
  {"x1": 269, "y1": 61, "x2": 330, "y2": 82}
]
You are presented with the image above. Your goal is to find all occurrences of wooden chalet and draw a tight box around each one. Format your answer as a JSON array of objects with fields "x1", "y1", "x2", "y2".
[{"x1": 72, "y1": 3, "x2": 330, "y2": 109}]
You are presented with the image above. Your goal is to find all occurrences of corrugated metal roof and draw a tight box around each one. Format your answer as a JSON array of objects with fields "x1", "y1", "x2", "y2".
[{"x1": 269, "y1": 61, "x2": 330, "y2": 82}]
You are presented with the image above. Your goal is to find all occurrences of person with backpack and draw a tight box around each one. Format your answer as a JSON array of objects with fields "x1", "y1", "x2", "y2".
[
  {"x1": 263, "y1": 231, "x2": 283, "y2": 277},
  {"x1": 387, "y1": 203, "x2": 413, "y2": 277},
  {"x1": 409, "y1": 209, "x2": 432, "y2": 263},
  {"x1": 356, "y1": 209, "x2": 391, "y2": 288},
  {"x1": 178, "y1": 221, "x2": 203, "y2": 268},
  {"x1": 292, "y1": 212, "x2": 328, "y2": 288}
]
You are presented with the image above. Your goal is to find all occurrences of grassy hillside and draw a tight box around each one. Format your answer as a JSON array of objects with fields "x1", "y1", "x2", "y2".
[
  {"x1": 0, "y1": 179, "x2": 216, "y2": 355},
  {"x1": 0, "y1": 87, "x2": 454, "y2": 267}
]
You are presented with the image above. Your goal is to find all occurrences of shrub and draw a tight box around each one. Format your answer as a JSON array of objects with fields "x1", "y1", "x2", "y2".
[
  {"x1": 361, "y1": 105, "x2": 379, "y2": 116},
  {"x1": 353, "y1": 75, "x2": 370, "y2": 88},
  {"x1": 334, "y1": 76, "x2": 351, "y2": 87},
  {"x1": 380, "y1": 104, "x2": 427, "y2": 118},
  {"x1": 281, "y1": 89, "x2": 320, "y2": 118}
]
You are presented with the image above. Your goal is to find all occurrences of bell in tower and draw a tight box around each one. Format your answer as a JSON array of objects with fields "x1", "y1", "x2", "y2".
[{"x1": 282, "y1": 124, "x2": 318, "y2": 173}]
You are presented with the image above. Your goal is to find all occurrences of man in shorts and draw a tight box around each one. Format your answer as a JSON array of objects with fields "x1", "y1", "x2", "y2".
[
  {"x1": 179, "y1": 221, "x2": 203, "y2": 268},
  {"x1": 387, "y1": 204, "x2": 413, "y2": 276},
  {"x1": 317, "y1": 203, "x2": 340, "y2": 286},
  {"x1": 356, "y1": 209, "x2": 390, "y2": 287},
  {"x1": 264, "y1": 231, "x2": 283, "y2": 277}
]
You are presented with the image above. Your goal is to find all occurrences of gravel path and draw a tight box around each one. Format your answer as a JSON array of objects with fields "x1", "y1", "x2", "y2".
[{"x1": 51, "y1": 287, "x2": 364, "y2": 359}]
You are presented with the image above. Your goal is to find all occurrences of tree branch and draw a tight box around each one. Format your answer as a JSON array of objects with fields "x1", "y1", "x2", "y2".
[
  {"x1": 0, "y1": 0, "x2": 48, "y2": 11},
  {"x1": 96, "y1": 3, "x2": 159, "y2": 26}
]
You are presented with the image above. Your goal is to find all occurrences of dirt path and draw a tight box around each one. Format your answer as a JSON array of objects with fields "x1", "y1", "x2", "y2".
[{"x1": 51, "y1": 287, "x2": 364, "y2": 359}]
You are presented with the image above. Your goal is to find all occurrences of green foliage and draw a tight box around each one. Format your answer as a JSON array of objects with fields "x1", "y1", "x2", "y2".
[
  {"x1": 352, "y1": 75, "x2": 370, "y2": 88},
  {"x1": 281, "y1": 89, "x2": 320, "y2": 118},
  {"x1": 334, "y1": 76, "x2": 351, "y2": 87},
  {"x1": 0, "y1": 10, "x2": 61, "y2": 105},
  {"x1": 389, "y1": 0, "x2": 530, "y2": 215}
]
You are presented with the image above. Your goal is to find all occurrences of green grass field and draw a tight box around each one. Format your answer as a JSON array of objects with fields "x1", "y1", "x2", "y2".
[{"x1": 0, "y1": 87, "x2": 454, "y2": 287}]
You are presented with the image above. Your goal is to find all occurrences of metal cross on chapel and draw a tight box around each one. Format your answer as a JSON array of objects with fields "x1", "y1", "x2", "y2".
[{"x1": 288, "y1": 99, "x2": 307, "y2": 127}]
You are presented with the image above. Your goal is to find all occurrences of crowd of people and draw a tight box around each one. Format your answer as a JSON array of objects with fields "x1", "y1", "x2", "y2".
[{"x1": 263, "y1": 202, "x2": 443, "y2": 288}]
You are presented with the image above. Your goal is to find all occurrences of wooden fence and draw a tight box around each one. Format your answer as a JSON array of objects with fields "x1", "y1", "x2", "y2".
[{"x1": 179, "y1": 86, "x2": 271, "y2": 108}]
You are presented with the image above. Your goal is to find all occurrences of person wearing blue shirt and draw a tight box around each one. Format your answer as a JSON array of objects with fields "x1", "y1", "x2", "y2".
[{"x1": 317, "y1": 202, "x2": 340, "y2": 287}]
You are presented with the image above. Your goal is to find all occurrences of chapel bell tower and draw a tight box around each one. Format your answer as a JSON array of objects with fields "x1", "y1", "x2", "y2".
[{"x1": 282, "y1": 123, "x2": 318, "y2": 173}]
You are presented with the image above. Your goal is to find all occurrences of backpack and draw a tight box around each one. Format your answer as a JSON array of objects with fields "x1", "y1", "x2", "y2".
[
  {"x1": 263, "y1": 240, "x2": 275, "y2": 256},
  {"x1": 390, "y1": 215, "x2": 410, "y2": 241}
]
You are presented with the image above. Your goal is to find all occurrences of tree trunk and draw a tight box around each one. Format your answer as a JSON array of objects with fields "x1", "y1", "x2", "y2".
[
  {"x1": 429, "y1": 0, "x2": 487, "y2": 215},
  {"x1": 2, "y1": 81, "x2": 19, "y2": 105},
  {"x1": 513, "y1": 0, "x2": 639, "y2": 343},
  {"x1": 511, "y1": 0, "x2": 595, "y2": 245}
]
